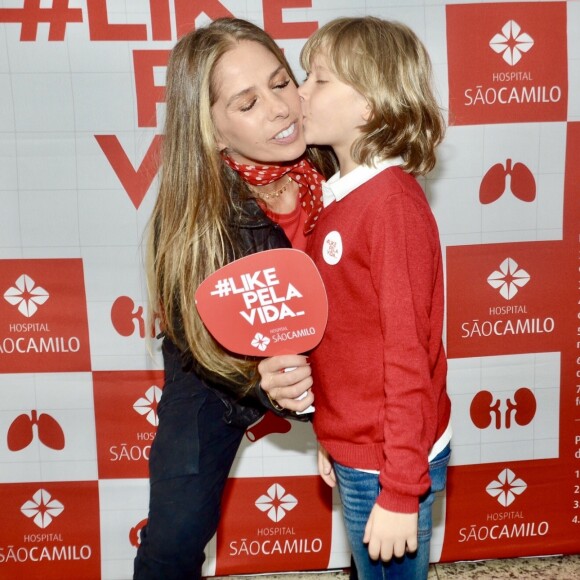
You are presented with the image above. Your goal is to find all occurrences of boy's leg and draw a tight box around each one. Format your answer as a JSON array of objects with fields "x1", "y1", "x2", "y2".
[
  {"x1": 334, "y1": 445, "x2": 450, "y2": 580},
  {"x1": 334, "y1": 463, "x2": 386, "y2": 580},
  {"x1": 403, "y1": 443, "x2": 452, "y2": 579},
  {"x1": 417, "y1": 444, "x2": 451, "y2": 569}
]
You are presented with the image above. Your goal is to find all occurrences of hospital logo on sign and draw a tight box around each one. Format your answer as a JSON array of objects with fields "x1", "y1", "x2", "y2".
[
  {"x1": 133, "y1": 385, "x2": 162, "y2": 427},
  {"x1": 446, "y1": 242, "x2": 565, "y2": 357},
  {"x1": 489, "y1": 21, "x2": 533, "y2": 66},
  {"x1": 4, "y1": 275, "x2": 49, "y2": 318},
  {"x1": 0, "y1": 259, "x2": 91, "y2": 373},
  {"x1": 0, "y1": 482, "x2": 101, "y2": 578},
  {"x1": 93, "y1": 371, "x2": 163, "y2": 479},
  {"x1": 440, "y1": 461, "x2": 569, "y2": 562},
  {"x1": 446, "y1": 2, "x2": 567, "y2": 125},
  {"x1": 486, "y1": 469, "x2": 527, "y2": 507},
  {"x1": 21, "y1": 489, "x2": 65, "y2": 529},
  {"x1": 487, "y1": 258, "x2": 530, "y2": 300},
  {"x1": 255, "y1": 483, "x2": 298, "y2": 522},
  {"x1": 216, "y1": 476, "x2": 332, "y2": 575}
]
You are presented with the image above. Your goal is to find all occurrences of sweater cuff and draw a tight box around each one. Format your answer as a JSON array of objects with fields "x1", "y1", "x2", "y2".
[{"x1": 376, "y1": 488, "x2": 419, "y2": 514}]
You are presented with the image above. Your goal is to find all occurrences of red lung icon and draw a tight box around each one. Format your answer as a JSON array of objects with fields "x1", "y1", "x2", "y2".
[
  {"x1": 111, "y1": 295, "x2": 145, "y2": 337},
  {"x1": 7, "y1": 410, "x2": 65, "y2": 451},
  {"x1": 470, "y1": 388, "x2": 536, "y2": 430},
  {"x1": 479, "y1": 159, "x2": 536, "y2": 204}
]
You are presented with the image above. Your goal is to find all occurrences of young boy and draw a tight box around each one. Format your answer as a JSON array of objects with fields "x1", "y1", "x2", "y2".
[{"x1": 299, "y1": 17, "x2": 452, "y2": 579}]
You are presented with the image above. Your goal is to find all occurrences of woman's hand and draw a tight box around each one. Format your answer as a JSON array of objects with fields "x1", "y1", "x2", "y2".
[{"x1": 258, "y1": 354, "x2": 313, "y2": 412}]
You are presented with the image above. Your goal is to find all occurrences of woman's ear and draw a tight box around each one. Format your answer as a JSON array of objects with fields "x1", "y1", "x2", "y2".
[{"x1": 215, "y1": 135, "x2": 228, "y2": 153}]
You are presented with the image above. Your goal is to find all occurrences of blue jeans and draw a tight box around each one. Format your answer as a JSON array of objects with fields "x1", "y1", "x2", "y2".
[{"x1": 334, "y1": 444, "x2": 451, "y2": 580}]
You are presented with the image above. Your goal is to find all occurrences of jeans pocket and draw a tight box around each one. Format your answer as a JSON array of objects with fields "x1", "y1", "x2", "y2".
[{"x1": 429, "y1": 443, "x2": 451, "y2": 494}]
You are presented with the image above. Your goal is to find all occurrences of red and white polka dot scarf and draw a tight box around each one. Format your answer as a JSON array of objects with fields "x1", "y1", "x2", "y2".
[{"x1": 221, "y1": 154, "x2": 324, "y2": 235}]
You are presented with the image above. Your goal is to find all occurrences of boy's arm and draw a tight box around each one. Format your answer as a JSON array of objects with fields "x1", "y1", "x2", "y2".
[
  {"x1": 317, "y1": 443, "x2": 336, "y2": 488},
  {"x1": 369, "y1": 183, "x2": 442, "y2": 512}
]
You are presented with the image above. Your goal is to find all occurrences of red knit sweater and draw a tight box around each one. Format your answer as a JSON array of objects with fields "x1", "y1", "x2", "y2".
[{"x1": 308, "y1": 166, "x2": 452, "y2": 514}]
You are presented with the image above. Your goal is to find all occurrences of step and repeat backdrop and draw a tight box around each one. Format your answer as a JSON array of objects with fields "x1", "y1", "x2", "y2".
[{"x1": 0, "y1": 0, "x2": 579, "y2": 578}]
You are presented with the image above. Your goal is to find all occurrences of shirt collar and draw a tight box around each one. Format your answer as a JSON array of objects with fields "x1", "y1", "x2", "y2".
[{"x1": 321, "y1": 157, "x2": 404, "y2": 208}]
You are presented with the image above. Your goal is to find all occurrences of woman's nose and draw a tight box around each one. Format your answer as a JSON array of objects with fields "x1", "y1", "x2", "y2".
[{"x1": 267, "y1": 92, "x2": 290, "y2": 120}]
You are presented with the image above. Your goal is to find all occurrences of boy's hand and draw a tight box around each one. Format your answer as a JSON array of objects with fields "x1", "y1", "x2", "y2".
[
  {"x1": 317, "y1": 444, "x2": 336, "y2": 487},
  {"x1": 363, "y1": 505, "x2": 418, "y2": 561}
]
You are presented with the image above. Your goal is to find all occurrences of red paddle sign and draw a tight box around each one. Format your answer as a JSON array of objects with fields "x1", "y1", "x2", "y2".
[{"x1": 195, "y1": 249, "x2": 328, "y2": 356}]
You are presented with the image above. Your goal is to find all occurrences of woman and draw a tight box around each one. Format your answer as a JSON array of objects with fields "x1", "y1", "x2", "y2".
[{"x1": 133, "y1": 17, "x2": 335, "y2": 579}]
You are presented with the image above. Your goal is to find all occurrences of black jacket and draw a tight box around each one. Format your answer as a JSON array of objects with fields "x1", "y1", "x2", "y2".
[
  {"x1": 164, "y1": 196, "x2": 309, "y2": 428},
  {"x1": 233, "y1": 194, "x2": 292, "y2": 255}
]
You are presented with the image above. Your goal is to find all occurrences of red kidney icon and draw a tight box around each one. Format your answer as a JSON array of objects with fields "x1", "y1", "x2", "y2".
[
  {"x1": 470, "y1": 388, "x2": 536, "y2": 430},
  {"x1": 479, "y1": 159, "x2": 536, "y2": 204},
  {"x1": 111, "y1": 295, "x2": 145, "y2": 337},
  {"x1": 505, "y1": 387, "x2": 536, "y2": 428},
  {"x1": 7, "y1": 410, "x2": 65, "y2": 451},
  {"x1": 470, "y1": 390, "x2": 501, "y2": 429},
  {"x1": 129, "y1": 518, "x2": 148, "y2": 548}
]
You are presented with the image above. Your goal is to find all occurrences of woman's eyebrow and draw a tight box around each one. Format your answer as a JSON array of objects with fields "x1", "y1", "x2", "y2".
[{"x1": 226, "y1": 65, "x2": 286, "y2": 108}]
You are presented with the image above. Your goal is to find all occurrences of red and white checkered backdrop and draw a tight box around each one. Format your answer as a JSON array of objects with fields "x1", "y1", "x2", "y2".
[{"x1": 0, "y1": 1, "x2": 579, "y2": 578}]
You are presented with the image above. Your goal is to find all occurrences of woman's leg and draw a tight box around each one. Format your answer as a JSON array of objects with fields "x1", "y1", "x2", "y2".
[{"x1": 134, "y1": 382, "x2": 245, "y2": 579}]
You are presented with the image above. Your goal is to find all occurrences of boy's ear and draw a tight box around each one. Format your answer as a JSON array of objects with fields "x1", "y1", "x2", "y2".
[{"x1": 362, "y1": 100, "x2": 372, "y2": 122}]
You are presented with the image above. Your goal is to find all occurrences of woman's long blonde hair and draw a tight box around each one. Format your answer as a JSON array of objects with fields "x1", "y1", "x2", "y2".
[
  {"x1": 147, "y1": 18, "x2": 332, "y2": 395},
  {"x1": 301, "y1": 17, "x2": 445, "y2": 175}
]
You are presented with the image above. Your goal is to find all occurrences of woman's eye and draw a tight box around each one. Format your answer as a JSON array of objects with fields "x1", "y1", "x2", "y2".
[
  {"x1": 240, "y1": 99, "x2": 257, "y2": 112},
  {"x1": 274, "y1": 79, "x2": 291, "y2": 90}
]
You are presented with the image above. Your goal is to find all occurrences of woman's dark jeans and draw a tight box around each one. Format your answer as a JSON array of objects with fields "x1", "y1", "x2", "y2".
[{"x1": 133, "y1": 346, "x2": 246, "y2": 579}]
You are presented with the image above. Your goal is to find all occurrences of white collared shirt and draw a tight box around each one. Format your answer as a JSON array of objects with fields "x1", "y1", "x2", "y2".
[{"x1": 321, "y1": 157, "x2": 404, "y2": 208}]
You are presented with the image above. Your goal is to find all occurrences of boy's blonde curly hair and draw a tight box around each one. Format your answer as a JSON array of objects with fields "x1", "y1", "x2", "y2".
[{"x1": 301, "y1": 16, "x2": 445, "y2": 176}]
